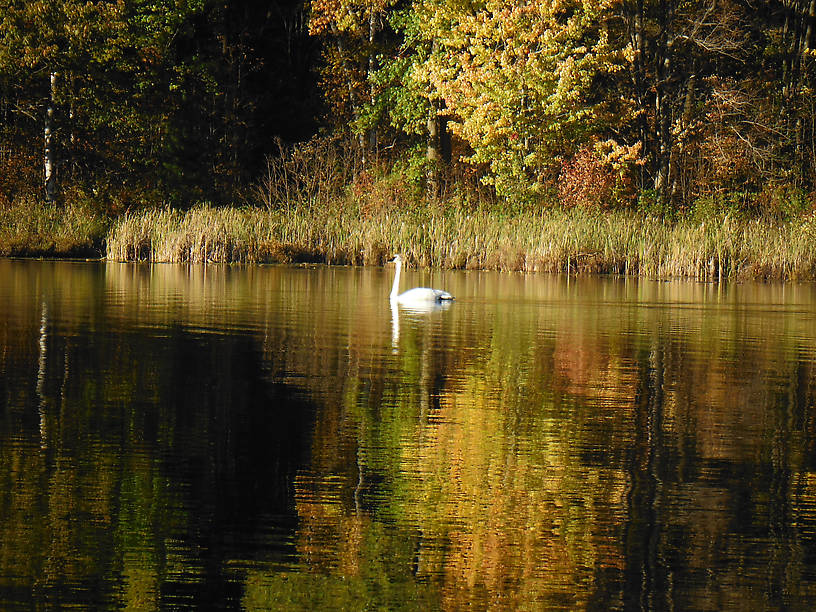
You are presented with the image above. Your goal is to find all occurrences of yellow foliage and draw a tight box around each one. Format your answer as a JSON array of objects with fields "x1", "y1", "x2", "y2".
[{"x1": 413, "y1": 0, "x2": 625, "y2": 199}]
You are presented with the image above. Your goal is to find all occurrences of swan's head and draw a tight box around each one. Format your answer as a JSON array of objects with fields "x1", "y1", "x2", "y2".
[{"x1": 389, "y1": 254, "x2": 403, "y2": 265}]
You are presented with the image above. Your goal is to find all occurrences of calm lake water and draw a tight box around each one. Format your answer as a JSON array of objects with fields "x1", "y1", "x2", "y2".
[{"x1": 2, "y1": 260, "x2": 816, "y2": 609}]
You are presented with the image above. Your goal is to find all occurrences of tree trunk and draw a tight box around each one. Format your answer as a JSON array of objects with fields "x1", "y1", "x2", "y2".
[
  {"x1": 367, "y1": 10, "x2": 377, "y2": 159},
  {"x1": 802, "y1": 0, "x2": 816, "y2": 177},
  {"x1": 671, "y1": 74, "x2": 695, "y2": 202},
  {"x1": 804, "y1": 0, "x2": 816, "y2": 57},
  {"x1": 624, "y1": 0, "x2": 649, "y2": 190},
  {"x1": 330, "y1": 24, "x2": 366, "y2": 166},
  {"x1": 653, "y1": 1, "x2": 674, "y2": 205},
  {"x1": 790, "y1": 0, "x2": 816, "y2": 168},
  {"x1": 426, "y1": 104, "x2": 440, "y2": 199},
  {"x1": 782, "y1": 0, "x2": 795, "y2": 99},
  {"x1": 654, "y1": 71, "x2": 672, "y2": 203},
  {"x1": 44, "y1": 71, "x2": 58, "y2": 204},
  {"x1": 426, "y1": 100, "x2": 449, "y2": 200}
]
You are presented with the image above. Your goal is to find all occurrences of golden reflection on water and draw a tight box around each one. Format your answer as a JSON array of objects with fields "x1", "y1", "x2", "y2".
[{"x1": 2, "y1": 260, "x2": 816, "y2": 609}]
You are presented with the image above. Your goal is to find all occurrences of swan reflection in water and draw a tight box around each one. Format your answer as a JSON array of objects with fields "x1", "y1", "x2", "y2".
[{"x1": 391, "y1": 298, "x2": 452, "y2": 350}]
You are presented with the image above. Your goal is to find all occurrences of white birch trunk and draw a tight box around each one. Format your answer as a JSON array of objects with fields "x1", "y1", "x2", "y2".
[{"x1": 44, "y1": 71, "x2": 57, "y2": 203}]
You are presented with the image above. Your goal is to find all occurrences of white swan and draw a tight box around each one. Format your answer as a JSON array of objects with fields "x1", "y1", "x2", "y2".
[{"x1": 389, "y1": 254, "x2": 454, "y2": 304}]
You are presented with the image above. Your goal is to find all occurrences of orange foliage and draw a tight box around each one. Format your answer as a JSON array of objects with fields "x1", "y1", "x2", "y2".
[
  {"x1": 557, "y1": 140, "x2": 641, "y2": 208},
  {"x1": 557, "y1": 146, "x2": 616, "y2": 209}
]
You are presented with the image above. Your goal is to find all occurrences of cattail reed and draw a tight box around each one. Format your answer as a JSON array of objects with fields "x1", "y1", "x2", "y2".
[{"x1": 105, "y1": 201, "x2": 816, "y2": 281}]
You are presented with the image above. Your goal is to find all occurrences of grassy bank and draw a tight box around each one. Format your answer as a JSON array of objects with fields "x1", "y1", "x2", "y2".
[
  {"x1": 5, "y1": 195, "x2": 816, "y2": 280},
  {"x1": 104, "y1": 202, "x2": 816, "y2": 281},
  {"x1": 0, "y1": 198, "x2": 108, "y2": 258}
]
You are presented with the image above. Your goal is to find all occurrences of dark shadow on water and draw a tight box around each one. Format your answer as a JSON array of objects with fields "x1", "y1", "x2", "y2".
[
  {"x1": 0, "y1": 316, "x2": 318, "y2": 609},
  {"x1": 154, "y1": 327, "x2": 318, "y2": 608}
]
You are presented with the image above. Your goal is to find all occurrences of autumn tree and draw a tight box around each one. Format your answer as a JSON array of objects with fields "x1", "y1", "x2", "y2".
[
  {"x1": 363, "y1": 4, "x2": 451, "y2": 198},
  {"x1": 615, "y1": 0, "x2": 816, "y2": 208},
  {"x1": 390, "y1": 0, "x2": 623, "y2": 202},
  {"x1": 0, "y1": 0, "x2": 130, "y2": 202},
  {"x1": 309, "y1": 0, "x2": 399, "y2": 165},
  {"x1": 357, "y1": 0, "x2": 816, "y2": 208}
]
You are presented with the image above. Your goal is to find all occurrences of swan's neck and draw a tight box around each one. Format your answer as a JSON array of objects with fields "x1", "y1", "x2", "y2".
[{"x1": 390, "y1": 261, "x2": 401, "y2": 300}]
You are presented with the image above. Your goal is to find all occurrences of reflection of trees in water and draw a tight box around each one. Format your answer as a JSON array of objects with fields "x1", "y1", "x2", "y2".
[
  {"x1": 292, "y1": 277, "x2": 816, "y2": 610},
  {"x1": 292, "y1": 296, "x2": 627, "y2": 608},
  {"x1": 4, "y1": 262, "x2": 816, "y2": 608},
  {"x1": 621, "y1": 326, "x2": 816, "y2": 611},
  {"x1": 0, "y1": 267, "x2": 318, "y2": 608}
]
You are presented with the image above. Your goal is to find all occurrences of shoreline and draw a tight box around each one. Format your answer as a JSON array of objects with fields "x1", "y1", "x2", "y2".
[{"x1": 4, "y1": 200, "x2": 816, "y2": 281}]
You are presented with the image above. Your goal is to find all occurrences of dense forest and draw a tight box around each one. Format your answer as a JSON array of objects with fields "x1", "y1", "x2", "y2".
[{"x1": 1, "y1": 0, "x2": 815, "y2": 219}]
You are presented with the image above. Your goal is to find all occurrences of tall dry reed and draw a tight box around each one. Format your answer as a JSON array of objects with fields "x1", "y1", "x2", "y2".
[{"x1": 105, "y1": 202, "x2": 816, "y2": 280}]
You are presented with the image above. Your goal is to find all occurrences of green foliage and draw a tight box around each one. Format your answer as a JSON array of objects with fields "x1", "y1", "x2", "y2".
[
  {"x1": 368, "y1": 53, "x2": 431, "y2": 138},
  {"x1": 0, "y1": 0, "x2": 207, "y2": 201},
  {"x1": 754, "y1": 185, "x2": 813, "y2": 221},
  {"x1": 688, "y1": 188, "x2": 813, "y2": 224},
  {"x1": 364, "y1": 7, "x2": 434, "y2": 139},
  {"x1": 687, "y1": 193, "x2": 750, "y2": 224},
  {"x1": 390, "y1": 144, "x2": 434, "y2": 191},
  {"x1": 0, "y1": 0, "x2": 319, "y2": 206},
  {"x1": 636, "y1": 189, "x2": 675, "y2": 219}
]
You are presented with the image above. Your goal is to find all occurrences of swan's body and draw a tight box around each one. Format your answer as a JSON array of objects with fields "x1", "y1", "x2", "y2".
[{"x1": 389, "y1": 254, "x2": 454, "y2": 304}]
